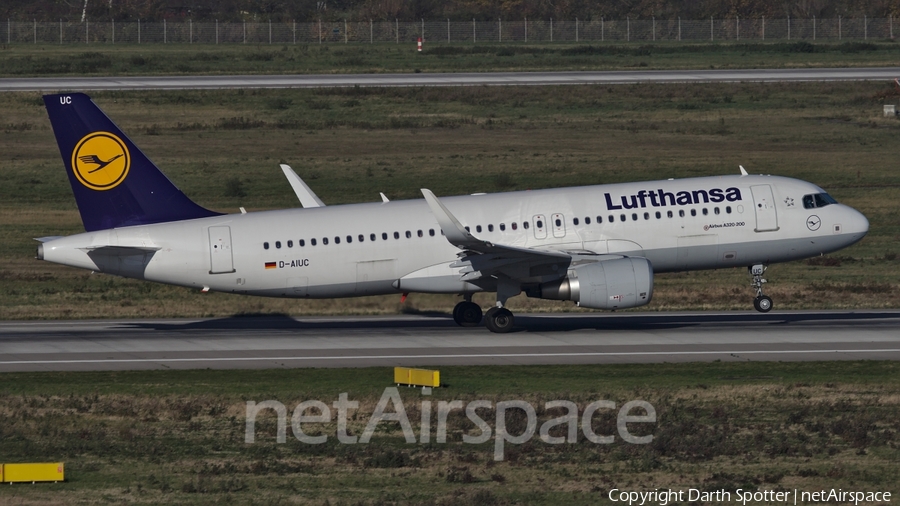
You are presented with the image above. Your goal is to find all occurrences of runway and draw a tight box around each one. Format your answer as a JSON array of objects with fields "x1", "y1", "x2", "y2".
[
  {"x1": 2, "y1": 67, "x2": 899, "y2": 92},
  {"x1": 1, "y1": 311, "x2": 898, "y2": 372}
]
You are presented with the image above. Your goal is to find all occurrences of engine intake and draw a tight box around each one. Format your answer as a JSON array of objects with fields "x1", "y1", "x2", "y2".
[{"x1": 527, "y1": 257, "x2": 653, "y2": 310}]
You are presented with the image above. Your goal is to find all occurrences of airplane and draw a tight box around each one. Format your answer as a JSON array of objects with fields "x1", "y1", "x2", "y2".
[{"x1": 36, "y1": 93, "x2": 869, "y2": 333}]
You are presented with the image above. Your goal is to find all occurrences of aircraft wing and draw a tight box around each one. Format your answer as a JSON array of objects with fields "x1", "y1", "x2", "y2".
[
  {"x1": 421, "y1": 189, "x2": 571, "y2": 283},
  {"x1": 281, "y1": 164, "x2": 326, "y2": 208}
]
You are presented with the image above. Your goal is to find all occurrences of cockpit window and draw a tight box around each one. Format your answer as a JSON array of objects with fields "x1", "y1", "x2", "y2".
[{"x1": 803, "y1": 193, "x2": 838, "y2": 209}]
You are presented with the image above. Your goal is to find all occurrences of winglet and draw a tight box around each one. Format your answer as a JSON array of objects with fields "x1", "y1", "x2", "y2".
[
  {"x1": 739, "y1": 165, "x2": 749, "y2": 176},
  {"x1": 421, "y1": 189, "x2": 480, "y2": 248},
  {"x1": 280, "y1": 164, "x2": 326, "y2": 208}
]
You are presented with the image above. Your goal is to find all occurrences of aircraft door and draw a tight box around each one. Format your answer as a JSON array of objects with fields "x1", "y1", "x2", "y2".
[
  {"x1": 533, "y1": 215, "x2": 547, "y2": 240},
  {"x1": 551, "y1": 213, "x2": 566, "y2": 238},
  {"x1": 750, "y1": 185, "x2": 779, "y2": 232},
  {"x1": 208, "y1": 226, "x2": 235, "y2": 274}
]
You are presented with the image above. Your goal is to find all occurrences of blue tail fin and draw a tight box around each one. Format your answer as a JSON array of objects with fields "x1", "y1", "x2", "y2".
[{"x1": 44, "y1": 93, "x2": 222, "y2": 231}]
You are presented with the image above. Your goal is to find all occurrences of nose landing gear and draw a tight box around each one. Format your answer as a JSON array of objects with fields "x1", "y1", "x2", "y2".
[{"x1": 749, "y1": 264, "x2": 773, "y2": 313}]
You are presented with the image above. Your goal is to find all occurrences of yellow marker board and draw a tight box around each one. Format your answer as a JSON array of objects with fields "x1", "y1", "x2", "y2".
[
  {"x1": 2, "y1": 463, "x2": 64, "y2": 483},
  {"x1": 394, "y1": 367, "x2": 440, "y2": 388}
]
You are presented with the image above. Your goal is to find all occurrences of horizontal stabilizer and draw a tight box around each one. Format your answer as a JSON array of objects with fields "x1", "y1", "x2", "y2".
[
  {"x1": 280, "y1": 164, "x2": 325, "y2": 208},
  {"x1": 81, "y1": 245, "x2": 161, "y2": 255},
  {"x1": 34, "y1": 236, "x2": 64, "y2": 243}
]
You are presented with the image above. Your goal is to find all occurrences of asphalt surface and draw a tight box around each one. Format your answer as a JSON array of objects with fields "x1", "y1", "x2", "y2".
[
  {"x1": 1, "y1": 311, "x2": 898, "y2": 372},
  {"x1": 2, "y1": 68, "x2": 899, "y2": 92}
]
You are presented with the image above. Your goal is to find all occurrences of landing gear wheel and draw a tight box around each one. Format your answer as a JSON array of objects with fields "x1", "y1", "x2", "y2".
[
  {"x1": 485, "y1": 308, "x2": 515, "y2": 333},
  {"x1": 754, "y1": 295, "x2": 773, "y2": 313},
  {"x1": 452, "y1": 301, "x2": 483, "y2": 327}
]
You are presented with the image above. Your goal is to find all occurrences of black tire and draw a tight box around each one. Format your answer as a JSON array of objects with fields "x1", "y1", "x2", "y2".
[
  {"x1": 485, "y1": 308, "x2": 515, "y2": 333},
  {"x1": 452, "y1": 301, "x2": 464, "y2": 325},
  {"x1": 754, "y1": 295, "x2": 773, "y2": 313},
  {"x1": 457, "y1": 302, "x2": 483, "y2": 327}
]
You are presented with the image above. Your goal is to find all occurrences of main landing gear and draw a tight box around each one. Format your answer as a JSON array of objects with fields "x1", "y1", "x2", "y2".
[
  {"x1": 452, "y1": 297, "x2": 483, "y2": 327},
  {"x1": 749, "y1": 264, "x2": 773, "y2": 313},
  {"x1": 452, "y1": 289, "x2": 517, "y2": 333}
]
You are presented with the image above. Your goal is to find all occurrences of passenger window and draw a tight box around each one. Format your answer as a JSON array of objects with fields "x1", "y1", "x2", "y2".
[
  {"x1": 488, "y1": 224, "x2": 494, "y2": 232},
  {"x1": 714, "y1": 207, "x2": 720, "y2": 215},
  {"x1": 523, "y1": 222, "x2": 530, "y2": 229},
  {"x1": 726, "y1": 206, "x2": 732, "y2": 214},
  {"x1": 690, "y1": 209, "x2": 697, "y2": 217},
  {"x1": 585, "y1": 217, "x2": 591, "y2": 225},
  {"x1": 573, "y1": 218, "x2": 580, "y2": 226},
  {"x1": 264, "y1": 242, "x2": 269, "y2": 250},
  {"x1": 679, "y1": 210, "x2": 685, "y2": 218},
  {"x1": 702, "y1": 208, "x2": 708, "y2": 216},
  {"x1": 499, "y1": 223, "x2": 506, "y2": 231},
  {"x1": 382, "y1": 232, "x2": 388, "y2": 240},
  {"x1": 511, "y1": 222, "x2": 517, "y2": 230},
  {"x1": 335, "y1": 236, "x2": 341, "y2": 244},
  {"x1": 667, "y1": 211, "x2": 673, "y2": 218},
  {"x1": 299, "y1": 239, "x2": 305, "y2": 247},
  {"x1": 555, "y1": 218, "x2": 562, "y2": 227},
  {"x1": 429, "y1": 229, "x2": 435, "y2": 236},
  {"x1": 597, "y1": 216, "x2": 603, "y2": 224},
  {"x1": 632, "y1": 213, "x2": 638, "y2": 221},
  {"x1": 287, "y1": 240, "x2": 293, "y2": 248},
  {"x1": 609, "y1": 215, "x2": 615, "y2": 222},
  {"x1": 536, "y1": 220, "x2": 543, "y2": 228},
  {"x1": 359, "y1": 234, "x2": 364, "y2": 242},
  {"x1": 394, "y1": 232, "x2": 400, "y2": 239},
  {"x1": 323, "y1": 237, "x2": 329, "y2": 245},
  {"x1": 311, "y1": 238, "x2": 317, "y2": 246},
  {"x1": 417, "y1": 230, "x2": 423, "y2": 237},
  {"x1": 370, "y1": 234, "x2": 376, "y2": 241},
  {"x1": 405, "y1": 231, "x2": 412, "y2": 238},
  {"x1": 346, "y1": 235, "x2": 352, "y2": 243},
  {"x1": 476, "y1": 225, "x2": 482, "y2": 233},
  {"x1": 620, "y1": 214, "x2": 626, "y2": 222},
  {"x1": 655, "y1": 211, "x2": 661, "y2": 219},
  {"x1": 276, "y1": 241, "x2": 282, "y2": 249},
  {"x1": 643, "y1": 212, "x2": 649, "y2": 220}
]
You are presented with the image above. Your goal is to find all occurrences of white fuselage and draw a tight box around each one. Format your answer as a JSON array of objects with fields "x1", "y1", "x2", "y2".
[{"x1": 40, "y1": 174, "x2": 869, "y2": 300}]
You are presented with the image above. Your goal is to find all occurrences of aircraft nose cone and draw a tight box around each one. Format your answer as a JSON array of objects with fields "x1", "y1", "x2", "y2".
[
  {"x1": 849, "y1": 207, "x2": 869, "y2": 236},
  {"x1": 840, "y1": 206, "x2": 869, "y2": 247}
]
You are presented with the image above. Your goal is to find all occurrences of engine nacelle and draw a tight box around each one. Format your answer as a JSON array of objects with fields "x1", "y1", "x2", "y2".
[{"x1": 527, "y1": 257, "x2": 653, "y2": 310}]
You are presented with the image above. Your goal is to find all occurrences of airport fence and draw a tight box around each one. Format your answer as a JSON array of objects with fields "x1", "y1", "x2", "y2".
[{"x1": 1, "y1": 17, "x2": 896, "y2": 45}]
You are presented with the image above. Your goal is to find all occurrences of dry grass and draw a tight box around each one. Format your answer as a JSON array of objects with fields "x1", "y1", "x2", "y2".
[{"x1": 0, "y1": 363, "x2": 897, "y2": 504}]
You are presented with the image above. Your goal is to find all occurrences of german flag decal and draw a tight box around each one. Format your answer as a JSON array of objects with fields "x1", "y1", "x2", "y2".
[{"x1": 265, "y1": 262, "x2": 277, "y2": 269}]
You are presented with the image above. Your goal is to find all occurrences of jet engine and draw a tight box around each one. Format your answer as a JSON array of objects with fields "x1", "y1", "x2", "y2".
[{"x1": 526, "y1": 257, "x2": 653, "y2": 310}]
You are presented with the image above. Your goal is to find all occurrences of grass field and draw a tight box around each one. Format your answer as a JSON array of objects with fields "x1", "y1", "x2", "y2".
[
  {"x1": 1, "y1": 79, "x2": 899, "y2": 319},
  {"x1": 1, "y1": 40, "x2": 899, "y2": 77},
  {"x1": 0, "y1": 362, "x2": 898, "y2": 504}
]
